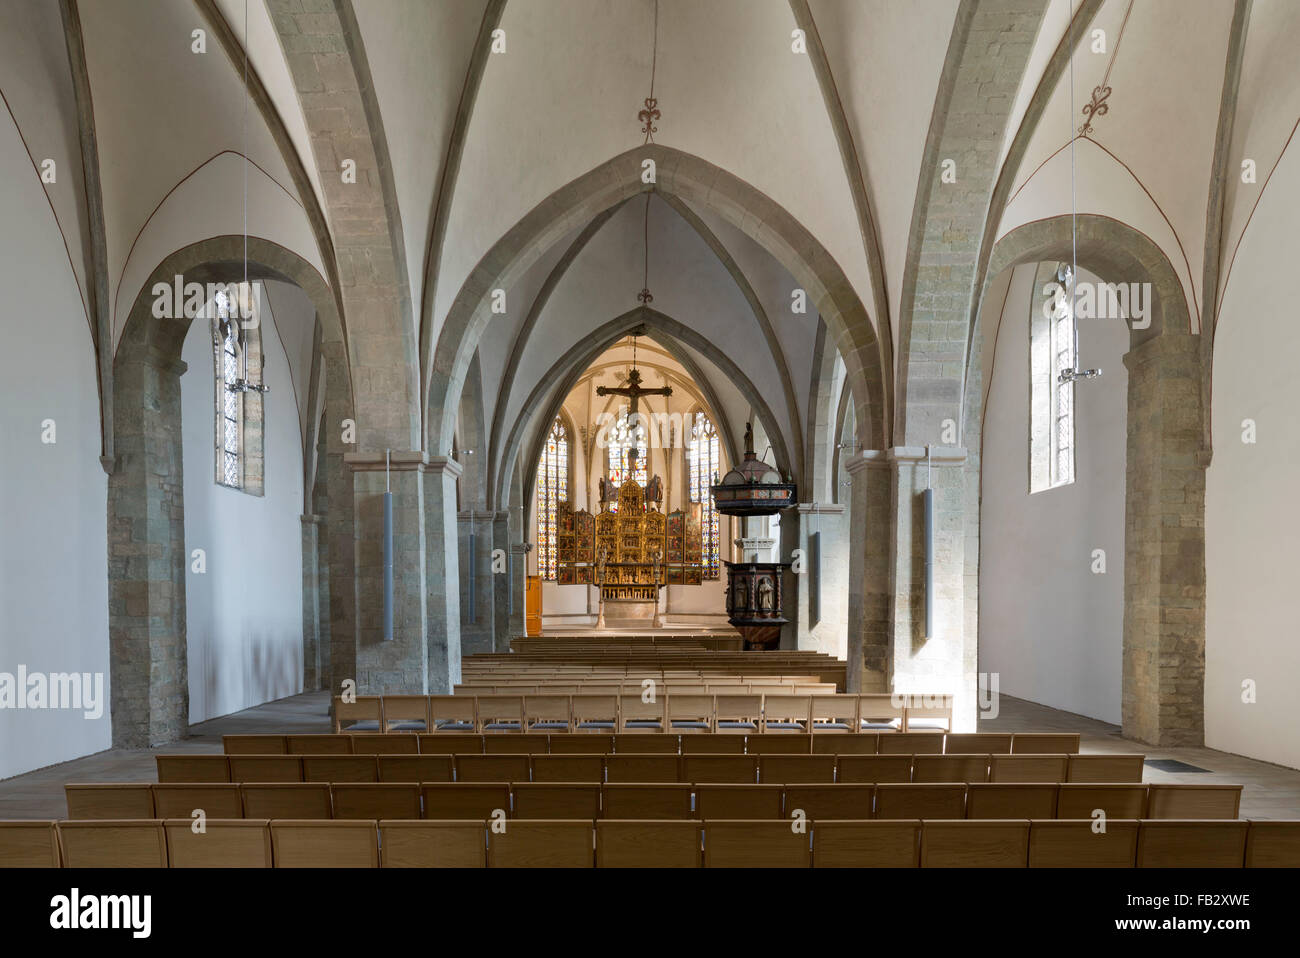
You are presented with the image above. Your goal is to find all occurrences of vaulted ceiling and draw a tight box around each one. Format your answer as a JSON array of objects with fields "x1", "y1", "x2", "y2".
[{"x1": 3, "y1": 0, "x2": 1294, "y2": 494}]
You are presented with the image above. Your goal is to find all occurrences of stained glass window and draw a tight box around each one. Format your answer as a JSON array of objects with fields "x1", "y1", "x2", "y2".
[
  {"x1": 688, "y1": 410, "x2": 721, "y2": 578},
  {"x1": 214, "y1": 290, "x2": 242, "y2": 489},
  {"x1": 607, "y1": 409, "x2": 648, "y2": 492},
  {"x1": 537, "y1": 417, "x2": 569, "y2": 580}
]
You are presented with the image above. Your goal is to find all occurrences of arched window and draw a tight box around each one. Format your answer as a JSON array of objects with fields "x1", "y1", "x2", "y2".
[
  {"x1": 211, "y1": 285, "x2": 265, "y2": 495},
  {"x1": 1030, "y1": 263, "x2": 1076, "y2": 492},
  {"x1": 537, "y1": 417, "x2": 569, "y2": 580},
  {"x1": 687, "y1": 410, "x2": 721, "y2": 578},
  {"x1": 607, "y1": 408, "x2": 648, "y2": 489}
]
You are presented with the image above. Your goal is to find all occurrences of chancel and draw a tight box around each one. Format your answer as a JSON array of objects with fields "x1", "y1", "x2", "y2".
[{"x1": 2, "y1": 0, "x2": 1300, "y2": 897}]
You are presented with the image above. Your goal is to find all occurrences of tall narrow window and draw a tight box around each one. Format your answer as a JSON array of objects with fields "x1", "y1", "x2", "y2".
[
  {"x1": 214, "y1": 293, "x2": 243, "y2": 489},
  {"x1": 211, "y1": 285, "x2": 266, "y2": 495},
  {"x1": 688, "y1": 410, "x2": 721, "y2": 578},
  {"x1": 1052, "y1": 285, "x2": 1076, "y2": 484},
  {"x1": 537, "y1": 417, "x2": 569, "y2": 580},
  {"x1": 1030, "y1": 262, "x2": 1076, "y2": 492},
  {"x1": 607, "y1": 408, "x2": 648, "y2": 489}
]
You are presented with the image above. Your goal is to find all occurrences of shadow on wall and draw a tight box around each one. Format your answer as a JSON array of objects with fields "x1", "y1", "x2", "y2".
[{"x1": 201, "y1": 626, "x2": 303, "y2": 723}]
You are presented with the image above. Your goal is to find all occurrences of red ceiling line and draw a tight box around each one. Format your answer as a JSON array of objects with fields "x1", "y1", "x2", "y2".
[
  {"x1": 1007, "y1": 139, "x2": 1073, "y2": 207},
  {"x1": 110, "y1": 149, "x2": 304, "y2": 330},
  {"x1": 1002, "y1": 134, "x2": 1199, "y2": 333},
  {"x1": 0, "y1": 86, "x2": 93, "y2": 333},
  {"x1": 1214, "y1": 115, "x2": 1300, "y2": 324},
  {"x1": 1083, "y1": 136, "x2": 1200, "y2": 330}
]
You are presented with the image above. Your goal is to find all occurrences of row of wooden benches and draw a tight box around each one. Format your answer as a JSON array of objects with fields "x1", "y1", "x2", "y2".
[
  {"x1": 156, "y1": 751, "x2": 1140, "y2": 785},
  {"x1": 6, "y1": 818, "x2": 1295, "y2": 868},
  {"x1": 68, "y1": 781, "x2": 1242, "y2": 821},
  {"x1": 229, "y1": 730, "x2": 1080, "y2": 756},
  {"x1": 334, "y1": 692, "x2": 953, "y2": 734},
  {"x1": 454, "y1": 683, "x2": 841, "y2": 695}
]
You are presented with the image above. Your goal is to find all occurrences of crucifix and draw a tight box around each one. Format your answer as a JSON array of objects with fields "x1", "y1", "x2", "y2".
[{"x1": 597, "y1": 355, "x2": 671, "y2": 477}]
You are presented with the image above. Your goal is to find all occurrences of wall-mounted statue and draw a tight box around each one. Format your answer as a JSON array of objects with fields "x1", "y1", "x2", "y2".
[{"x1": 733, "y1": 576, "x2": 749, "y2": 611}]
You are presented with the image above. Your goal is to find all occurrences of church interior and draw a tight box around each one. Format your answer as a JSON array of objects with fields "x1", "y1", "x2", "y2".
[{"x1": 2, "y1": 0, "x2": 1300, "y2": 899}]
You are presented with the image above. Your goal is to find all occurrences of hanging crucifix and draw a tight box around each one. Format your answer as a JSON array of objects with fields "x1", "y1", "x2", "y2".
[{"x1": 597, "y1": 348, "x2": 671, "y2": 479}]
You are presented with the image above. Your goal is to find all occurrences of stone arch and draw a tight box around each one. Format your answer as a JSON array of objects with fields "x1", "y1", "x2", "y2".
[
  {"x1": 496, "y1": 308, "x2": 789, "y2": 517},
  {"x1": 108, "y1": 235, "x2": 352, "y2": 748},
  {"x1": 980, "y1": 213, "x2": 1206, "y2": 747},
  {"x1": 427, "y1": 145, "x2": 888, "y2": 470},
  {"x1": 806, "y1": 319, "x2": 852, "y2": 507}
]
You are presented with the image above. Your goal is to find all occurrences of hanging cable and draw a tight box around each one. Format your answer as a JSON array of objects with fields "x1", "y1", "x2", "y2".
[
  {"x1": 639, "y1": 0, "x2": 660, "y2": 144},
  {"x1": 242, "y1": 0, "x2": 249, "y2": 378}
]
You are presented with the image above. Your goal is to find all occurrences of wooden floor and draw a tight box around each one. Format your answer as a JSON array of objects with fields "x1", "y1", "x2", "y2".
[{"x1": 3, "y1": 691, "x2": 1298, "y2": 820}]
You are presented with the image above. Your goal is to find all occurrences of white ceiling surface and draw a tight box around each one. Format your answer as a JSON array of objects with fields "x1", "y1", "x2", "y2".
[
  {"x1": 0, "y1": 1, "x2": 91, "y2": 317},
  {"x1": 472, "y1": 215, "x2": 588, "y2": 438},
  {"x1": 350, "y1": 0, "x2": 487, "y2": 328},
  {"x1": 807, "y1": 0, "x2": 961, "y2": 359},
  {"x1": 76, "y1": 0, "x2": 304, "y2": 347},
  {"x1": 1217, "y1": 0, "x2": 1300, "y2": 319},
  {"x1": 998, "y1": 0, "x2": 1238, "y2": 334},
  {"x1": 212, "y1": 0, "x2": 328, "y2": 219},
  {"x1": 430, "y1": 0, "x2": 876, "y2": 360},
  {"x1": 112, "y1": 152, "x2": 324, "y2": 353},
  {"x1": 16, "y1": 0, "x2": 1293, "y2": 468}
]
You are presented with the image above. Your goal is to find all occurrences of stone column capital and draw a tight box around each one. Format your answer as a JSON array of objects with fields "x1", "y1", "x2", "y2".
[
  {"x1": 889, "y1": 445, "x2": 968, "y2": 466},
  {"x1": 343, "y1": 450, "x2": 427, "y2": 472},
  {"x1": 426, "y1": 455, "x2": 464, "y2": 479},
  {"x1": 796, "y1": 502, "x2": 846, "y2": 515}
]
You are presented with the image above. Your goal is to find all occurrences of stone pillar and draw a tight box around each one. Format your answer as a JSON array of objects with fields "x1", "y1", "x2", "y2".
[
  {"x1": 321, "y1": 341, "x2": 354, "y2": 700},
  {"x1": 492, "y1": 510, "x2": 511, "y2": 652},
  {"x1": 1122, "y1": 334, "x2": 1206, "y2": 746},
  {"x1": 794, "y1": 503, "x2": 847, "y2": 659},
  {"x1": 507, "y1": 542, "x2": 530, "y2": 643},
  {"x1": 846, "y1": 448, "x2": 977, "y2": 731},
  {"x1": 845, "y1": 452, "x2": 892, "y2": 693},
  {"x1": 300, "y1": 514, "x2": 323, "y2": 691},
  {"x1": 888, "y1": 447, "x2": 977, "y2": 732},
  {"x1": 345, "y1": 451, "x2": 430, "y2": 694},
  {"x1": 311, "y1": 428, "x2": 332, "y2": 691},
  {"x1": 458, "y1": 510, "x2": 496, "y2": 657},
  {"x1": 424, "y1": 457, "x2": 463, "y2": 691},
  {"x1": 107, "y1": 348, "x2": 189, "y2": 747}
]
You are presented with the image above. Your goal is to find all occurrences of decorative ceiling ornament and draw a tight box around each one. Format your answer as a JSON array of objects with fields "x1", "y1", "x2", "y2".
[
  {"x1": 1078, "y1": 84, "x2": 1111, "y2": 137},
  {"x1": 638, "y1": 0, "x2": 660, "y2": 144},
  {"x1": 639, "y1": 97, "x2": 660, "y2": 143}
]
